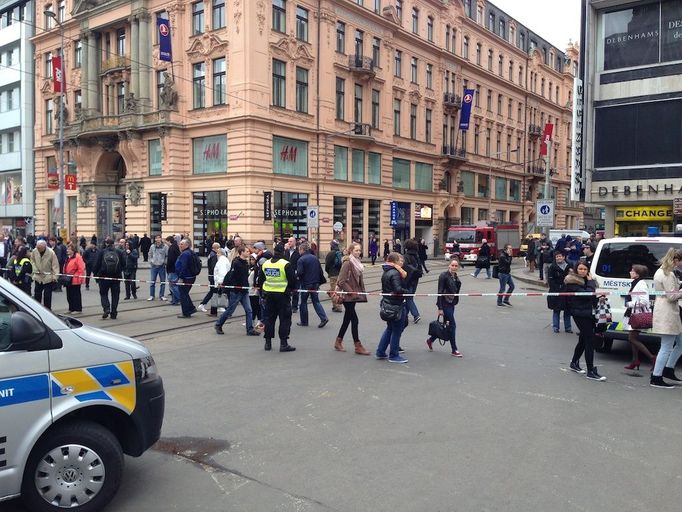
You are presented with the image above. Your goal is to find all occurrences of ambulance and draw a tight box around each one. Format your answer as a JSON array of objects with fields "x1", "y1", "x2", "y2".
[{"x1": 0, "y1": 278, "x2": 165, "y2": 511}]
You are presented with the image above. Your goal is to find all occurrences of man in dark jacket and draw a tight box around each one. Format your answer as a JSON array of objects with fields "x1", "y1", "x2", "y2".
[
  {"x1": 214, "y1": 245, "x2": 260, "y2": 335},
  {"x1": 175, "y1": 238, "x2": 197, "y2": 318},
  {"x1": 259, "y1": 243, "x2": 297, "y2": 352},
  {"x1": 166, "y1": 236, "x2": 181, "y2": 305},
  {"x1": 296, "y1": 241, "x2": 328, "y2": 328},
  {"x1": 82, "y1": 243, "x2": 99, "y2": 289},
  {"x1": 52, "y1": 237, "x2": 68, "y2": 292},
  {"x1": 496, "y1": 244, "x2": 515, "y2": 307},
  {"x1": 324, "y1": 240, "x2": 343, "y2": 313},
  {"x1": 402, "y1": 238, "x2": 423, "y2": 324},
  {"x1": 93, "y1": 237, "x2": 125, "y2": 319},
  {"x1": 547, "y1": 251, "x2": 572, "y2": 333},
  {"x1": 140, "y1": 233, "x2": 152, "y2": 262},
  {"x1": 285, "y1": 237, "x2": 301, "y2": 311}
]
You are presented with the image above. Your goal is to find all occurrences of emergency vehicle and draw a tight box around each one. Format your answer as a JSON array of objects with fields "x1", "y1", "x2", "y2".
[
  {"x1": 0, "y1": 278, "x2": 165, "y2": 511},
  {"x1": 444, "y1": 224, "x2": 520, "y2": 263}
]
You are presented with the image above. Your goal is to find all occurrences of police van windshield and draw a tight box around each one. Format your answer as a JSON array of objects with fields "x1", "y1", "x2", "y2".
[
  {"x1": 447, "y1": 230, "x2": 475, "y2": 244},
  {"x1": 595, "y1": 242, "x2": 682, "y2": 279}
]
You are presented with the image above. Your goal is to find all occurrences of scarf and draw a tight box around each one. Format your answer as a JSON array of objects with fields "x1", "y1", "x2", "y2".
[{"x1": 349, "y1": 254, "x2": 364, "y2": 274}]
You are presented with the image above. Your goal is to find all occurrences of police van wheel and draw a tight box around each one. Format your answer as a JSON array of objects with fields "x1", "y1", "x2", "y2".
[{"x1": 21, "y1": 421, "x2": 124, "y2": 512}]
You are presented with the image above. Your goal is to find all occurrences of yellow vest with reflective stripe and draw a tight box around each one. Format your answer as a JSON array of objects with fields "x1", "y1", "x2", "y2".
[{"x1": 261, "y1": 258, "x2": 289, "y2": 293}]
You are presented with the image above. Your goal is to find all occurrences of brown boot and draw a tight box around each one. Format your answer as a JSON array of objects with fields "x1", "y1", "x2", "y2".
[
  {"x1": 354, "y1": 340, "x2": 370, "y2": 355},
  {"x1": 334, "y1": 337, "x2": 346, "y2": 352}
]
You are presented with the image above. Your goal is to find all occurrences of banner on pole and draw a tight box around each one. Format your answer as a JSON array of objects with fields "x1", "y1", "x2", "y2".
[
  {"x1": 540, "y1": 123, "x2": 554, "y2": 157},
  {"x1": 157, "y1": 18, "x2": 173, "y2": 62},
  {"x1": 459, "y1": 89, "x2": 475, "y2": 130},
  {"x1": 65, "y1": 174, "x2": 77, "y2": 191},
  {"x1": 52, "y1": 56, "x2": 65, "y2": 93}
]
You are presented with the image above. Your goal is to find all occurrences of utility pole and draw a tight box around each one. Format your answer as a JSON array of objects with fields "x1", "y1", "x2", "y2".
[{"x1": 543, "y1": 138, "x2": 553, "y2": 236}]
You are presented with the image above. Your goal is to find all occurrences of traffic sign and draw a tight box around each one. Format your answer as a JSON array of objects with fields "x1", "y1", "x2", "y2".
[
  {"x1": 306, "y1": 206, "x2": 319, "y2": 228},
  {"x1": 536, "y1": 199, "x2": 554, "y2": 227}
]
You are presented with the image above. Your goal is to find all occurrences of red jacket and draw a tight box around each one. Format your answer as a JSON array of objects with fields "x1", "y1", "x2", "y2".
[{"x1": 64, "y1": 253, "x2": 86, "y2": 286}]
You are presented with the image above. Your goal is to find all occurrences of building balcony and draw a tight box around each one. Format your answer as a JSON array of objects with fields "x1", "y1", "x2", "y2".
[
  {"x1": 443, "y1": 93, "x2": 461, "y2": 112},
  {"x1": 101, "y1": 55, "x2": 131, "y2": 73},
  {"x1": 348, "y1": 55, "x2": 376, "y2": 80},
  {"x1": 62, "y1": 110, "x2": 177, "y2": 142},
  {"x1": 348, "y1": 122, "x2": 374, "y2": 140},
  {"x1": 441, "y1": 145, "x2": 468, "y2": 164},
  {"x1": 527, "y1": 164, "x2": 545, "y2": 178},
  {"x1": 529, "y1": 124, "x2": 542, "y2": 139}
]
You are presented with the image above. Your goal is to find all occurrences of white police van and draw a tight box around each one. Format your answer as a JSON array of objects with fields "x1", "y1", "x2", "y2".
[
  {"x1": 0, "y1": 278, "x2": 164, "y2": 511},
  {"x1": 590, "y1": 236, "x2": 682, "y2": 352}
]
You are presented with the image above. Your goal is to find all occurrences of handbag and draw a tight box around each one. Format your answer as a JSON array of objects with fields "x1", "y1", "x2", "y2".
[
  {"x1": 593, "y1": 297, "x2": 612, "y2": 326},
  {"x1": 211, "y1": 292, "x2": 229, "y2": 309},
  {"x1": 379, "y1": 298, "x2": 402, "y2": 321},
  {"x1": 492, "y1": 265, "x2": 499, "y2": 279},
  {"x1": 329, "y1": 285, "x2": 344, "y2": 306},
  {"x1": 58, "y1": 274, "x2": 73, "y2": 286},
  {"x1": 629, "y1": 301, "x2": 653, "y2": 331},
  {"x1": 428, "y1": 315, "x2": 451, "y2": 342}
]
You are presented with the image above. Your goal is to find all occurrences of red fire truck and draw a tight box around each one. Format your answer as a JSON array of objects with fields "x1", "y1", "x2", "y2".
[{"x1": 444, "y1": 224, "x2": 520, "y2": 263}]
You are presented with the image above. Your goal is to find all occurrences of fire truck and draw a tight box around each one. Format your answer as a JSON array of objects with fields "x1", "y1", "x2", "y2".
[{"x1": 444, "y1": 224, "x2": 520, "y2": 263}]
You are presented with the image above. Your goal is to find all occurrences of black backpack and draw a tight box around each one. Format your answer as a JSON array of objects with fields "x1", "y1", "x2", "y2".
[
  {"x1": 103, "y1": 250, "x2": 120, "y2": 276},
  {"x1": 190, "y1": 253, "x2": 202, "y2": 277}
]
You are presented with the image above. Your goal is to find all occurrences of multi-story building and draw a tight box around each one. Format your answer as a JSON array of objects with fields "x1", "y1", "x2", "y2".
[
  {"x1": 581, "y1": 0, "x2": 682, "y2": 237},
  {"x1": 0, "y1": 0, "x2": 33, "y2": 235},
  {"x1": 33, "y1": 0, "x2": 581, "y2": 254}
]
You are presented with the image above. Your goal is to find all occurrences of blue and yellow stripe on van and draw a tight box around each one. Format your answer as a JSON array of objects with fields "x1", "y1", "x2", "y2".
[{"x1": 50, "y1": 362, "x2": 136, "y2": 413}]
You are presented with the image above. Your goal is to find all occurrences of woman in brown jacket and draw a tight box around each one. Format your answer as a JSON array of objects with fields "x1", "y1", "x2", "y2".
[{"x1": 334, "y1": 242, "x2": 370, "y2": 355}]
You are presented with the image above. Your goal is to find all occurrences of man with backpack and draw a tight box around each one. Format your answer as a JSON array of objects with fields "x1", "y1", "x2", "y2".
[
  {"x1": 175, "y1": 238, "x2": 201, "y2": 318},
  {"x1": 325, "y1": 240, "x2": 343, "y2": 313},
  {"x1": 93, "y1": 237, "x2": 126, "y2": 319}
]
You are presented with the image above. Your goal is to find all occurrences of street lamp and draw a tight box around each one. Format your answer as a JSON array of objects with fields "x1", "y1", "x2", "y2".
[{"x1": 44, "y1": 9, "x2": 65, "y2": 236}]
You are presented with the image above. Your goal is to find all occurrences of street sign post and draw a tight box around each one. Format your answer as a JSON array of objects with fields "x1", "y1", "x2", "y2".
[
  {"x1": 536, "y1": 199, "x2": 555, "y2": 228},
  {"x1": 306, "y1": 206, "x2": 319, "y2": 228}
]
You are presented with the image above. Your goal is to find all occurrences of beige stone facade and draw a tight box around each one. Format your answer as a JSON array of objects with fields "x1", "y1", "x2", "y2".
[{"x1": 33, "y1": 0, "x2": 582, "y2": 253}]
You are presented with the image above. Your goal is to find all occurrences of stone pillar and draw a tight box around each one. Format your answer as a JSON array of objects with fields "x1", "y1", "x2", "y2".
[
  {"x1": 87, "y1": 31, "x2": 98, "y2": 113},
  {"x1": 81, "y1": 32, "x2": 89, "y2": 111},
  {"x1": 138, "y1": 11, "x2": 152, "y2": 111},
  {"x1": 130, "y1": 15, "x2": 139, "y2": 101}
]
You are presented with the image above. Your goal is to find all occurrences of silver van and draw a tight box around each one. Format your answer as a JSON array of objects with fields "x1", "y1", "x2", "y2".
[
  {"x1": 590, "y1": 236, "x2": 682, "y2": 352},
  {"x1": 0, "y1": 278, "x2": 164, "y2": 511}
]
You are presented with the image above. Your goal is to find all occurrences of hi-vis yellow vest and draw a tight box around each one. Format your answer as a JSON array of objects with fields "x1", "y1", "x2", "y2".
[{"x1": 261, "y1": 258, "x2": 289, "y2": 293}]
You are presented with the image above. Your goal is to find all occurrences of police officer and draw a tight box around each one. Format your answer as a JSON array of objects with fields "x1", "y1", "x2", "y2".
[{"x1": 259, "y1": 243, "x2": 297, "y2": 352}]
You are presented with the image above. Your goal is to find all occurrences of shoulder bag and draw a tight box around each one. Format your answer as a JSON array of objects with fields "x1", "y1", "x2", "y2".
[
  {"x1": 629, "y1": 301, "x2": 653, "y2": 331},
  {"x1": 379, "y1": 297, "x2": 402, "y2": 322}
]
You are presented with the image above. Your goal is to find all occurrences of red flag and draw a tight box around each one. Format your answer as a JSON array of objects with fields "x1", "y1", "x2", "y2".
[
  {"x1": 52, "y1": 56, "x2": 65, "y2": 93},
  {"x1": 540, "y1": 123, "x2": 554, "y2": 157}
]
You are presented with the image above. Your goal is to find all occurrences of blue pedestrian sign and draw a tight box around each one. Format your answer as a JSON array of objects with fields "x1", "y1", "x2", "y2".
[
  {"x1": 306, "y1": 206, "x2": 319, "y2": 228},
  {"x1": 536, "y1": 200, "x2": 554, "y2": 228}
]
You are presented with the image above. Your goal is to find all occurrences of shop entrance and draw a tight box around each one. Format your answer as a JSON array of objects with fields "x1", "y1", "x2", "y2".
[
  {"x1": 94, "y1": 151, "x2": 128, "y2": 241},
  {"x1": 193, "y1": 191, "x2": 228, "y2": 256}
]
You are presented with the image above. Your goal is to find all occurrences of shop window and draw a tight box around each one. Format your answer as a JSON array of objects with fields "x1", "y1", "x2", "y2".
[
  {"x1": 352, "y1": 198, "x2": 364, "y2": 248},
  {"x1": 368, "y1": 199, "x2": 380, "y2": 241},
  {"x1": 274, "y1": 191, "x2": 308, "y2": 240},
  {"x1": 392, "y1": 158, "x2": 410, "y2": 189},
  {"x1": 334, "y1": 145, "x2": 348, "y2": 180},
  {"x1": 414, "y1": 162, "x2": 432, "y2": 192},
  {"x1": 0, "y1": 172, "x2": 21, "y2": 205},
  {"x1": 273, "y1": 136, "x2": 308, "y2": 176},
  {"x1": 333, "y1": 196, "x2": 348, "y2": 242},
  {"x1": 148, "y1": 139, "x2": 162, "y2": 176},
  {"x1": 193, "y1": 191, "x2": 228, "y2": 256},
  {"x1": 192, "y1": 134, "x2": 227, "y2": 174},
  {"x1": 352, "y1": 149, "x2": 365, "y2": 182},
  {"x1": 477, "y1": 208, "x2": 489, "y2": 221},
  {"x1": 461, "y1": 207, "x2": 474, "y2": 224},
  {"x1": 368, "y1": 152, "x2": 381, "y2": 185},
  {"x1": 149, "y1": 192, "x2": 164, "y2": 237}
]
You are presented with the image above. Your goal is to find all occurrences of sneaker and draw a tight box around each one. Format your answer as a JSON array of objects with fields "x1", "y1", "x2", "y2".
[
  {"x1": 503, "y1": 302, "x2": 512, "y2": 307},
  {"x1": 413, "y1": 316, "x2": 421, "y2": 324},
  {"x1": 318, "y1": 318, "x2": 329, "y2": 328},
  {"x1": 375, "y1": 353, "x2": 388, "y2": 360},
  {"x1": 650, "y1": 376, "x2": 674, "y2": 388},
  {"x1": 160, "y1": 296, "x2": 168, "y2": 301},
  {"x1": 147, "y1": 297, "x2": 154, "y2": 301},
  {"x1": 399, "y1": 346, "x2": 406, "y2": 353},
  {"x1": 388, "y1": 356, "x2": 409, "y2": 364},
  {"x1": 553, "y1": 328, "x2": 560, "y2": 333},
  {"x1": 217, "y1": 307, "x2": 226, "y2": 314},
  {"x1": 497, "y1": 303, "x2": 505, "y2": 307},
  {"x1": 197, "y1": 304, "x2": 208, "y2": 313},
  {"x1": 426, "y1": 338, "x2": 433, "y2": 351},
  {"x1": 569, "y1": 361, "x2": 585, "y2": 374},
  {"x1": 246, "y1": 330, "x2": 260, "y2": 336},
  {"x1": 586, "y1": 368, "x2": 606, "y2": 381},
  {"x1": 470, "y1": 273, "x2": 477, "y2": 278},
  {"x1": 214, "y1": 325, "x2": 224, "y2": 335},
  {"x1": 451, "y1": 351, "x2": 463, "y2": 358},
  {"x1": 565, "y1": 329, "x2": 573, "y2": 334}
]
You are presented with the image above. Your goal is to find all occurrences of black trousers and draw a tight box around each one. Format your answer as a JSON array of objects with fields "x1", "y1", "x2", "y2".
[
  {"x1": 337, "y1": 301, "x2": 360, "y2": 341},
  {"x1": 264, "y1": 292, "x2": 292, "y2": 343},
  {"x1": 66, "y1": 284, "x2": 82, "y2": 312},
  {"x1": 99, "y1": 280, "x2": 121, "y2": 316},
  {"x1": 34, "y1": 281, "x2": 54, "y2": 310},
  {"x1": 250, "y1": 295, "x2": 261, "y2": 321},
  {"x1": 572, "y1": 315, "x2": 596, "y2": 370},
  {"x1": 124, "y1": 270, "x2": 137, "y2": 298}
]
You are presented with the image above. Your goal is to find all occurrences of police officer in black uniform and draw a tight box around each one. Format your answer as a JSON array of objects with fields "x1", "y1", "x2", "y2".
[{"x1": 259, "y1": 243, "x2": 297, "y2": 352}]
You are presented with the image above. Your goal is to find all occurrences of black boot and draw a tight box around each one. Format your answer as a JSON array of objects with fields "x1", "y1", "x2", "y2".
[
  {"x1": 662, "y1": 367, "x2": 682, "y2": 382},
  {"x1": 280, "y1": 341, "x2": 296, "y2": 352},
  {"x1": 264, "y1": 339, "x2": 272, "y2": 351}
]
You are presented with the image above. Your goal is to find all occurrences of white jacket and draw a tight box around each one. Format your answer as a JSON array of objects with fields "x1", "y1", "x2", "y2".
[
  {"x1": 213, "y1": 255, "x2": 231, "y2": 287},
  {"x1": 623, "y1": 279, "x2": 650, "y2": 331}
]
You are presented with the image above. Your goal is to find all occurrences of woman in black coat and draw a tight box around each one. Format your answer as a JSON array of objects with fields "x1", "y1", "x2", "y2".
[
  {"x1": 376, "y1": 252, "x2": 410, "y2": 363},
  {"x1": 472, "y1": 240, "x2": 491, "y2": 278},
  {"x1": 565, "y1": 261, "x2": 605, "y2": 381},
  {"x1": 426, "y1": 258, "x2": 462, "y2": 356},
  {"x1": 123, "y1": 240, "x2": 138, "y2": 300},
  {"x1": 418, "y1": 239, "x2": 429, "y2": 273},
  {"x1": 546, "y1": 251, "x2": 572, "y2": 333}
]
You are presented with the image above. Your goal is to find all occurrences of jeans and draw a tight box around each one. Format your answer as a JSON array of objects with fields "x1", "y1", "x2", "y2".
[
  {"x1": 497, "y1": 273, "x2": 515, "y2": 305},
  {"x1": 216, "y1": 290, "x2": 253, "y2": 332},
  {"x1": 540, "y1": 262, "x2": 551, "y2": 282},
  {"x1": 377, "y1": 317, "x2": 404, "y2": 359},
  {"x1": 178, "y1": 280, "x2": 195, "y2": 316},
  {"x1": 553, "y1": 310, "x2": 572, "y2": 332},
  {"x1": 34, "y1": 281, "x2": 54, "y2": 310},
  {"x1": 473, "y1": 266, "x2": 491, "y2": 278},
  {"x1": 653, "y1": 333, "x2": 682, "y2": 376},
  {"x1": 405, "y1": 284, "x2": 420, "y2": 319},
  {"x1": 150, "y1": 265, "x2": 166, "y2": 298},
  {"x1": 427, "y1": 304, "x2": 458, "y2": 352},
  {"x1": 299, "y1": 287, "x2": 328, "y2": 325},
  {"x1": 201, "y1": 285, "x2": 216, "y2": 306},
  {"x1": 572, "y1": 316, "x2": 596, "y2": 370},
  {"x1": 167, "y1": 272, "x2": 180, "y2": 303}
]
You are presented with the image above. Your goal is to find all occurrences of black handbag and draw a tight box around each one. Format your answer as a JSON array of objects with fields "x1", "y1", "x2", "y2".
[
  {"x1": 428, "y1": 315, "x2": 451, "y2": 341},
  {"x1": 379, "y1": 298, "x2": 402, "y2": 321},
  {"x1": 58, "y1": 275, "x2": 73, "y2": 286},
  {"x1": 492, "y1": 265, "x2": 499, "y2": 279}
]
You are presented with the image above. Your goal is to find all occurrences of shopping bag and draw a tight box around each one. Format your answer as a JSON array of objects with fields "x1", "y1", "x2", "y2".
[
  {"x1": 211, "y1": 292, "x2": 228, "y2": 309},
  {"x1": 428, "y1": 315, "x2": 451, "y2": 342}
]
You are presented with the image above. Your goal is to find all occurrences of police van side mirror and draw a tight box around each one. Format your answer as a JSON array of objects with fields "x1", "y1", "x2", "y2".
[{"x1": 8, "y1": 312, "x2": 47, "y2": 350}]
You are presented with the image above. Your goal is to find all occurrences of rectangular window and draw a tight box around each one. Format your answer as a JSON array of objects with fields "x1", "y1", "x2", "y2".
[
  {"x1": 272, "y1": 59, "x2": 286, "y2": 107},
  {"x1": 495, "y1": 177, "x2": 507, "y2": 200},
  {"x1": 460, "y1": 171, "x2": 474, "y2": 196},
  {"x1": 426, "y1": 63, "x2": 433, "y2": 89},
  {"x1": 427, "y1": 16, "x2": 434, "y2": 42},
  {"x1": 412, "y1": 7, "x2": 419, "y2": 34},
  {"x1": 149, "y1": 139, "x2": 162, "y2": 176},
  {"x1": 57, "y1": 0, "x2": 65, "y2": 21},
  {"x1": 193, "y1": 135, "x2": 227, "y2": 174},
  {"x1": 354, "y1": 83, "x2": 363, "y2": 123},
  {"x1": 478, "y1": 174, "x2": 489, "y2": 198},
  {"x1": 273, "y1": 136, "x2": 308, "y2": 176},
  {"x1": 296, "y1": 67, "x2": 308, "y2": 113},
  {"x1": 192, "y1": 1, "x2": 204, "y2": 35},
  {"x1": 355, "y1": 29, "x2": 364, "y2": 58},
  {"x1": 193, "y1": 62, "x2": 206, "y2": 108},
  {"x1": 274, "y1": 191, "x2": 308, "y2": 240},
  {"x1": 7, "y1": 132, "x2": 15, "y2": 152},
  {"x1": 393, "y1": 98, "x2": 401, "y2": 136},
  {"x1": 352, "y1": 149, "x2": 365, "y2": 182},
  {"x1": 510, "y1": 179, "x2": 520, "y2": 201},
  {"x1": 411, "y1": 57, "x2": 418, "y2": 82},
  {"x1": 371, "y1": 89, "x2": 380, "y2": 129},
  {"x1": 45, "y1": 51, "x2": 52, "y2": 79},
  {"x1": 603, "y1": 3, "x2": 659, "y2": 71},
  {"x1": 336, "y1": 78, "x2": 345, "y2": 120},
  {"x1": 396, "y1": 0, "x2": 402, "y2": 21},
  {"x1": 156, "y1": 70, "x2": 165, "y2": 108},
  {"x1": 334, "y1": 145, "x2": 348, "y2": 180},
  {"x1": 425, "y1": 108, "x2": 432, "y2": 143},
  {"x1": 296, "y1": 6, "x2": 308, "y2": 41},
  {"x1": 461, "y1": 207, "x2": 474, "y2": 224},
  {"x1": 272, "y1": 0, "x2": 286, "y2": 33},
  {"x1": 394, "y1": 50, "x2": 402, "y2": 77},
  {"x1": 116, "y1": 81, "x2": 126, "y2": 114},
  {"x1": 116, "y1": 28, "x2": 126, "y2": 56},
  {"x1": 392, "y1": 158, "x2": 410, "y2": 189},
  {"x1": 213, "y1": 57, "x2": 226, "y2": 105},
  {"x1": 336, "y1": 21, "x2": 345, "y2": 53},
  {"x1": 74, "y1": 40, "x2": 82, "y2": 68},
  {"x1": 372, "y1": 37, "x2": 381, "y2": 67},
  {"x1": 374, "y1": 0, "x2": 381, "y2": 14},
  {"x1": 368, "y1": 152, "x2": 381, "y2": 184},
  {"x1": 414, "y1": 162, "x2": 432, "y2": 191},
  {"x1": 410, "y1": 104, "x2": 417, "y2": 139},
  {"x1": 213, "y1": 0, "x2": 225, "y2": 29}
]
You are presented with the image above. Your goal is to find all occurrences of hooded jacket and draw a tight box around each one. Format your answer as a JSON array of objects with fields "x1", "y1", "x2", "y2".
[{"x1": 564, "y1": 272, "x2": 597, "y2": 319}]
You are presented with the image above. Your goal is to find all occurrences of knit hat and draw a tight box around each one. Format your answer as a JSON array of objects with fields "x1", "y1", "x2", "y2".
[{"x1": 253, "y1": 241, "x2": 266, "y2": 251}]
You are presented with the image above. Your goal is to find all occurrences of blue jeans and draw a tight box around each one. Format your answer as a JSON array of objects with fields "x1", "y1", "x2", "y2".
[
  {"x1": 167, "y1": 272, "x2": 180, "y2": 303},
  {"x1": 405, "y1": 284, "x2": 420, "y2": 319},
  {"x1": 149, "y1": 265, "x2": 166, "y2": 299},
  {"x1": 299, "y1": 287, "x2": 328, "y2": 325},
  {"x1": 377, "y1": 316, "x2": 405, "y2": 359},
  {"x1": 216, "y1": 290, "x2": 253, "y2": 332},
  {"x1": 497, "y1": 273, "x2": 515, "y2": 305},
  {"x1": 653, "y1": 333, "x2": 682, "y2": 376},
  {"x1": 473, "y1": 266, "x2": 491, "y2": 278},
  {"x1": 553, "y1": 310, "x2": 572, "y2": 332}
]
